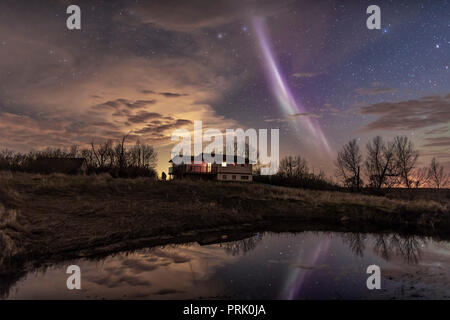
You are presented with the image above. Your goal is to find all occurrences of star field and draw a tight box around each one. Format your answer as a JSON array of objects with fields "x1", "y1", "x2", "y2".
[{"x1": 0, "y1": 0, "x2": 448, "y2": 174}]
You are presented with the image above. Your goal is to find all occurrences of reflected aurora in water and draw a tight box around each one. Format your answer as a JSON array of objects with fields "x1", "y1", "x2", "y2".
[
  {"x1": 282, "y1": 238, "x2": 332, "y2": 299},
  {"x1": 2, "y1": 232, "x2": 450, "y2": 300}
]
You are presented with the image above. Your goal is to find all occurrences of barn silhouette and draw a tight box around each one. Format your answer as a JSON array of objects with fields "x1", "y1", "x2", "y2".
[{"x1": 30, "y1": 158, "x2": 87, "y2": 175}]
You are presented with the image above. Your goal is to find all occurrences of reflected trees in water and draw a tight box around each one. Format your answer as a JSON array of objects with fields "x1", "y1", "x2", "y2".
[
  {"x1": 221, "y1": 234, "x2": 263, "y2": 256},
  {"x1": 342, "y1": 232, "x2": 425, "y2": 264}
]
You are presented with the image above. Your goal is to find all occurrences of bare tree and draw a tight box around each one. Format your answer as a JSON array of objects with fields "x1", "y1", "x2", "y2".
[
  {"x1": 141, "y1": 144, "x2": 158, "y2": 170},
  {"x1": 130, "y1": 140, "x2": 157, "y2": 170},
  {"x1": 393, "y1": 136, "x2": 418, "y2": 188},
  {"x1": 335, "y1": 139, "x2": 363, "y2": 190},
  {"x1": 0, "y1": 149, "x2": 13, "y2": 170},
  {"x1": 69, "y1": 145, "x2": 79, "y2": 157},
  {"x1": 279, "y1": 156, "x2": 309, "y2": 179},
  {"x1": 0, "y1": 136, "x2": 158, "y2": 178},
  {"x1": 114, "y1": 134, "x2": 129, "y2": 174},
  {"x1": 91, "y1": 140, "x2": 113, "y2": 169},
  {"x1": 279, "y1": 155, "x2": 295, "y2": 178},
  {"x1": 364, "y1": 136, "x2": 396, "y2": 189},
  {"x1": 412, "y1": 167, "x2": 430, "y2": 188},
  {"x1": 428, "y1": 157, "x2": 449, "y2": 188},
  {"x1": 292, "y1": 156, "x2": 308, "y2": 178},
  {"x1": 81, "y1": 148, "x2": 95, "y2": 168}
]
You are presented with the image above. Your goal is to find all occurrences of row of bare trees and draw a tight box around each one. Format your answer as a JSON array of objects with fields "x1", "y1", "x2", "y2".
[
  {"x1": 253, "y1": 155, "x2": 337, "y2": 190},
  {"x1": 0, "y1": 136, "x2": 158, "y2": 178},
  {"x1": 86, "y1": 136, "x2": 157, "y2": 176},
  {"x1": 335, "y1": 136, "x2": 448, "y2": 190}
]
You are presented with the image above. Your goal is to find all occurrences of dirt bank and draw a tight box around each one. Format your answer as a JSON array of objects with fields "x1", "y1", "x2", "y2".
[{"x1": 0, "y1": 173, "x2": 449, "y2": 272}]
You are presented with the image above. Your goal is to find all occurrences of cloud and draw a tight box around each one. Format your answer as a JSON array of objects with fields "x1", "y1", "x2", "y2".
[
  {"x1": 140, "y1": 90, "x2": 189, "y2": 98},
  {"x1": 360, "y1": 95, "x2": 450, "y2": 131},
  {"x1": 355, "y1": 82, "x2": 398, "y2": 96},
  {"x1": 94, "y1": 99, "x2": 157, "y2": 111},
  {"x1": 154, "y1": 289, "x2": 185, "y2": 295},
  {"x1": 422, "y1": 136, "x2": 450, "y2": 148},
  {"x1": 355, "y1": 87, "x2": 398, "y2": 95},
  {"x1": 158, "y1": 92, "x2": 189, "y2": 98},
  {"x1": 425, "y1": 126, "x2": 449, "y2": 135},
  {"x1": 264, "y1": 108, "x2": 337, "y2": 123},
  {"x1": 420, "y1": 151, "x2": 450, "y2": 158},
  {"x1": 263, "y1": 117, "x2": 288, "y2": 123},
  {"x1": 135, "y1": 119, "x2": 193, "y2": 134},
  {"x1": 131, "y1": 0, "x2": 291, "y2": 32},
  {"x1": 292, "y1": 72, "x2": 323, "y2": 79},
  {"x1": 0, "y1": 0, "x2": 394, "y2": 174},
  {"x1": 263, "y1": 112, "x2": 321, "y2": 123},
  {"x1": 91, "y1": 273, "x2": 152, "y2": 288},
  {"x1": 128, "y1": 111, "x2": 163, "y2": 124},
  {"x1": 320, "y1": 103, "x2": 349, "y2": 117},
  {"x1": 0, "y1": 2, "x2": 243, "y2": 154},
  {"x1": 288, "y1": 112, "x2": 321, "y2": 119}
]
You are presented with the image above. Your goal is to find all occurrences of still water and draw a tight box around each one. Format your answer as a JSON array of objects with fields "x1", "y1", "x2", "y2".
[{"x1": 3, "y1": 231, "x2": 450, "y2": 299}]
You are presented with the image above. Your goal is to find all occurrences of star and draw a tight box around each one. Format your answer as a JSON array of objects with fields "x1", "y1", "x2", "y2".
[{"x1": 382, "y1": 24, "x2": 391, "y2": 34}]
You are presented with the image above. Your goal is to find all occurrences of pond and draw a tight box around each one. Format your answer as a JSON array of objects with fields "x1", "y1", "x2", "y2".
[{"x1": 3, "y1": 231, "x2": 450, "y2": 299}]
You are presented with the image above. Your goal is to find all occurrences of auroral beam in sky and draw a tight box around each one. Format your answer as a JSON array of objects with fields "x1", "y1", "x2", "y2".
[{"x1": 252, "y1": 17, "x2": 332, "y2": 155}]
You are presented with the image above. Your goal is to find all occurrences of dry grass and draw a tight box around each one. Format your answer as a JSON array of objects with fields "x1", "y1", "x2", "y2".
[
  {"x1": 170, "y1": 179, "x2": 447, "y2": 214},
  {"x1": 0, "y1": 204, "x2": 19, "y2": 228},
  {"x1": 0, "y1": 173, "x2": 448, "y2": 267},
  {"x1": 0, "y1": 204, "x2": 22, "y2": 263}
]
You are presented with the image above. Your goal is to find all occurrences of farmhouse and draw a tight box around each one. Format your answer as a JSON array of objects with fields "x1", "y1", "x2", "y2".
[
  {"x1": 169, "y1": 153, "x2": 253, "y2": 182},
  {"x1": 30, "y1": 158, "x2": 87, "y2": 175}
]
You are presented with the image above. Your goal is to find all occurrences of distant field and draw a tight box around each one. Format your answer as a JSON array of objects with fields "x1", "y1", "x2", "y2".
[
  {"x1": 383, "y1": 188, "x2": 450, "y2": 205},
  {"x1": 0, "y1": 172, "x2": 449, "y2": 274}
]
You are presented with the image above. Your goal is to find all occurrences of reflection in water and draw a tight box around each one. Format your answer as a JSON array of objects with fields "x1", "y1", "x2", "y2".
[
  {"x1": 341, "y1": 233, "x2": 367, "y2": 258},
  {"x1": 282, "y1": 234, "x2": 332, "y2": 300},
  {"x1": 342, "y1": 233, "x2": 424, "y2": 264},
  {"x1": 1, "y1": 231, "x2": 450, "y2": 299},
  {"x1": 374, "y1": 234, "x2": 423, "y2": 264},
  {"x1": 222, "y1": 234, "x2": 263, "y2": 256}
]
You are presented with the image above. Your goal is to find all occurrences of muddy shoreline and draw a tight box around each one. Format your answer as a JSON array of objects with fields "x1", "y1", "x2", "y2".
[
  {"x1": 0, "y1": 174, "x2": 449, "y2": 292},
  {"x1": 2, "y1": 219, "x2": 450, "y2": 284},
  {"x1": 2, "y1": 220, "x2": 450, "y2": 300}
]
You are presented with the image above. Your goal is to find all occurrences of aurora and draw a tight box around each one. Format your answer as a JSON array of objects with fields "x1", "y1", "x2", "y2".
[{"x1": 252, "y1": 17, "x2": 332, "y2": 155}]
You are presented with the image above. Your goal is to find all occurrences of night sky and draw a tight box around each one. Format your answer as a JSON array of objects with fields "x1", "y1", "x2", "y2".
[{"x1": 0, "y1": 0, "x2": 448, "y2": 175}]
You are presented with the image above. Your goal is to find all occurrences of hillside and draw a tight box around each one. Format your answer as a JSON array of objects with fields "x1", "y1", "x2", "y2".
[{"x1": 0, "y1": 172, "x2": 449, "y2": 271}]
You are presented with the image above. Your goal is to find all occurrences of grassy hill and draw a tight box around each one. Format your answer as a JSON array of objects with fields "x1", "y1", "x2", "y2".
[{"x1": 0, "y1": 172, "x2": 449, "y2": 270}]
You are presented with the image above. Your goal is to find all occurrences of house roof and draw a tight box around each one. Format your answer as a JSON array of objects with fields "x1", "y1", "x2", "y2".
[
  {"x1": 31, "y1": 158, "x2": 87, "y2": 173},
  {"x1": 170, "y1": 153, "x2": 250, "y2": 164},
  {"x1": 35, "y1": 157, "x2": 86, "y2": 164}
]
